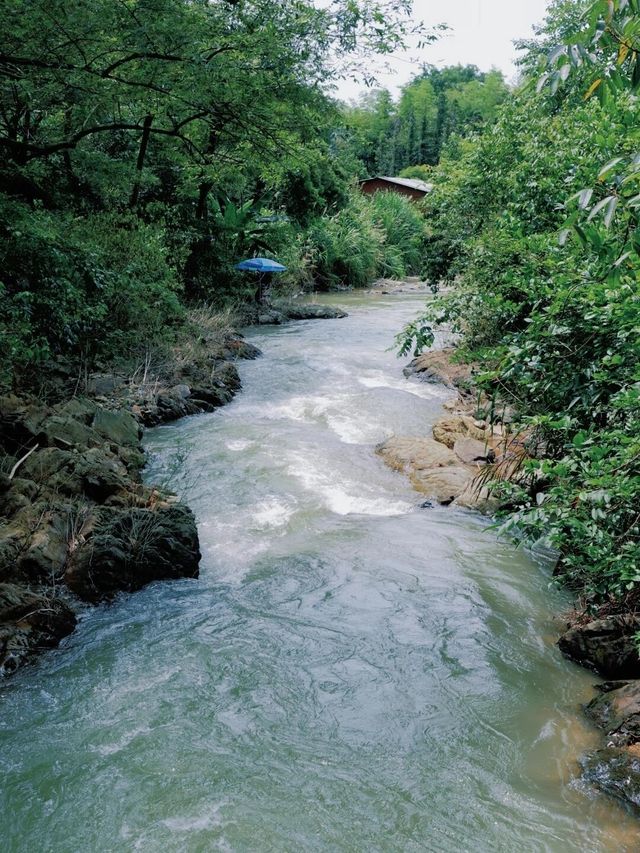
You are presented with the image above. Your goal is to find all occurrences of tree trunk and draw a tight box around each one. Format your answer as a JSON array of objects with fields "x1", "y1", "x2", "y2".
[{"x1": 129, "y1": 114, "x2": 153, "y2": 208}]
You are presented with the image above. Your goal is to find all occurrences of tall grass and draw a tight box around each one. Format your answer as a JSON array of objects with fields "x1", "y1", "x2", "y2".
[{"x1": 272, "y1": 191, "x2": 427, "y2": 293}]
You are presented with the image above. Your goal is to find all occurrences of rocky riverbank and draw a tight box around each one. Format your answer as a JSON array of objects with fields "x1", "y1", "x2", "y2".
[
  {"x1": 0, "y1": 301, "x2": 348, "y2": 677},
  {"x1": 382, "y1": 346, "x2": 640, "y2": 813}
]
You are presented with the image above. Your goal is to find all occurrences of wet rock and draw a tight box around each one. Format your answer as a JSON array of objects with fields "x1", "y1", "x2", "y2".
[
  {"x1": 558, "y1": 615, "x2": 640, "y2": 678},
  {"x1": 0, "y1": 477, "x2": 39, "y2": 517},
  {"x1": 581, "y1": 745, "x2": 640, "y2": 811},
  {"x1": 585, "y1": 681, "x2": 640, "y2": 746},
  {"x1": 279, "y1": 303, "x2": 348, "y2": 320},
  {"x1": 0, "y1": 523, "x2": 30, "y2": 581},
  {"x1": 455, "y1": 481, "x2": 500, "y2": 515},
  {"x1": 0, "y1": 583, "x2": 76, "y2": 675},
  {"x1": 404, "y1": 348, "x2": 475, "y2": 391},
  {"x1": 65, "y1": 503, "x2": 200, "y2": 601}
]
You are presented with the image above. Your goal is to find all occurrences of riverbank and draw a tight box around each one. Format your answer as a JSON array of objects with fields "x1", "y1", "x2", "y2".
[
  {"x1": 381, "y1": 344, "x2": 640, "y2": 812},
  {"x1": 0, "y1": 300, "x2": 347, "y2": 676}
]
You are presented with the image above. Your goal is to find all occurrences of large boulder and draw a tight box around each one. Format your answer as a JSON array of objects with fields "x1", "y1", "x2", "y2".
[
  {"x1": 580, "y1": 745, "x2": 640, "y2": 810},
  {"x1": 585, "y1": 681, "x2": 640, "y2": 746},
  {"x1": 0, "y1": 583, "x2": 76, "y2": 675},
  {"x1": 21, "y1": 446, "x2": 130, "y2": 501},
  {"x1": 279, "y1": 303, "x2": 348, "y2": 320},
  {"x1": 376, "y1": 437, "x2": 473, "y2": 504},
  {"x1": 453, "y1": 437, "x2": 494, "y2": 465},
  {"x1": 377, "y1": 436, "x2": 459, "y2": 472},
  {"x1": 91, "y1": 407, "x2": 141, "y2": 448},
  {"x1": 64, "y1": 503, "x2": 200, "y2": 601},
  {"x1": 411, "y1": 466, "x2": 474, "y2": 505},
  {"x1": 558, "y1": 615, "x2": 640, "y2": 678}
]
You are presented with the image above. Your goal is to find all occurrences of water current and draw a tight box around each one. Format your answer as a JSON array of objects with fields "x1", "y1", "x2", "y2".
[{"x1": 1, "y1": 292, "x2": 638, "y2": 852}]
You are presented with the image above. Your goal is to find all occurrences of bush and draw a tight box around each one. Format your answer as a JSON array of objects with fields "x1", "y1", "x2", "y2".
[{"x1": 0, "y1": 199, "x2": 183, "y2": 388}]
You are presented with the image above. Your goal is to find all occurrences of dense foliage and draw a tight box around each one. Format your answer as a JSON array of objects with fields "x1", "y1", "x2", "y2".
[
  {"x1": 401, "y1": 0, "x2": 640, "y2": 606},
  {"x1": 0, "y1": 0, "x2": 426, "y2": 387},
  {"x1": 338, "y1": 65, "x2": 509, "y2": 176}
]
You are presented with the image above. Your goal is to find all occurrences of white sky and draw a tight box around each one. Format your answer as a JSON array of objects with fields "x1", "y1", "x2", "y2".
[{"x1": 335, "y1": 0, "x2": 551, "y2": 101}]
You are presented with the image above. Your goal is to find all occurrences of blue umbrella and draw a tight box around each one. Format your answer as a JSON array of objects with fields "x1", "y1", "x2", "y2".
[{"x1": 235, "y1": 257, "x2": 287, "y2": 273}]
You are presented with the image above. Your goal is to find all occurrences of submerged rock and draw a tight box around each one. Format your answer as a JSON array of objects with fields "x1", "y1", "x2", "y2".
[
  {"x1": 581, "y1": 745, "x2": 640, "y2": 811},
  {"x1": 558, "y1": 615, "x2": 640, "y2": 679}
]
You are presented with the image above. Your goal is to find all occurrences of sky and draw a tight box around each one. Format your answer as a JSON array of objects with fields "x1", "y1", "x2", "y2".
[{"x1": 335, "y1": 0, "x2": 551, "y2": 101}]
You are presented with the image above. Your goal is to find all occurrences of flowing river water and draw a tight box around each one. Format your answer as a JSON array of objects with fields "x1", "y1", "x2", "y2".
[{"x1": 1, "y1": 292, "x2": 638, "y2": 851}]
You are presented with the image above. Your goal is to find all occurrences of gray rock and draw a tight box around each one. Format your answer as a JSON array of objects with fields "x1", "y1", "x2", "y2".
[
  {"x1": 558, "y1": 615, "x2": 640, "y2": 678},
  {"x1": 65, "y1": 503, "x2": 200, "y2": 601},
  {"x1": 91, "y1": 407, "x2": 142, "y2": 448},
  {"x1": 280, "y1": 303, "x2": 348, "y2": 320},
  {"x1": 0, "y1": 583, "x2": 76, "y2": 675}
]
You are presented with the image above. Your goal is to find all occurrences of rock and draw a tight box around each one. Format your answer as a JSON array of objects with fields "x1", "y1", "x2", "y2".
[
  {"x1": 213, "y1": 361, "x2": 241, "y2": 393},
  {"x1": 257, "y1": 308, "x2": 287, "y2": 325},
  {"x1": 432, "y1": 415, "x2": 487, "y2": 449},
  {"x1": 0, "y1": 395, "x2": 48, "y2": 453},
  {"x1": 279, "y1": 303, "x2": 348, "y2": 320},
  {"x1": 377, "y1": 436, "x2": 459, "y2": 472},
  {"x1": 224, "y1": 338, "x2": 262, "y2": 360},
  {"x1": 168, "y1": 384, "x2": 191, "y2": 400},
  {"x1": 21, "y1": 446, "x2": 129, "y2": 501},
  {"x1": 0, "y1": 523, "x2": 30, "y2": 581},
  {"x1": 64, "y1": 503, "x2": 200, "y2": 601},
  {"x1": 558, "y1": 615, "x2": 640, "y2": 678},
  {"x1": 91, "y1": 407, "x2": 141, "y2": 448},
  {"x1": 86, "y1": 373, "x2": 126, "y2": 396},
  {"x1": 580, "y1": 745, "x2": 640, "y2": 810},
  {"x1": 38, "y1": 413, "x2": 103, "y2": 451},
  {"x1": 585, "y1": 681, "x2": 640, "y2": 746},
  {"x1": 16, "y1": 509, "x2": 70, "y2": 583},
  {"x1": 453, "y1": 437, "x2": 494, "y2": 465},
  {"x1": 376, "y1": 436, "x2": 473, "y2": 504},
  {"x1": 404, "y1": 348, "x2": 475, "y2": 391},
  {"x1": 455, "y1": 480, "x2": 500, "y2": 515},
  {"x1": 410, "y1": 466, "x2": 474, "y2": 505},
  {"x1": 0, "y1": 582, "x2": 76, "y2": 675}
]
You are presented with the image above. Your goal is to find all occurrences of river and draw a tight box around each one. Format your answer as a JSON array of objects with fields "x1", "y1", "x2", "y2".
[{"x1": 0, "y1": 292, "x2": 637, "y2": 851}]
